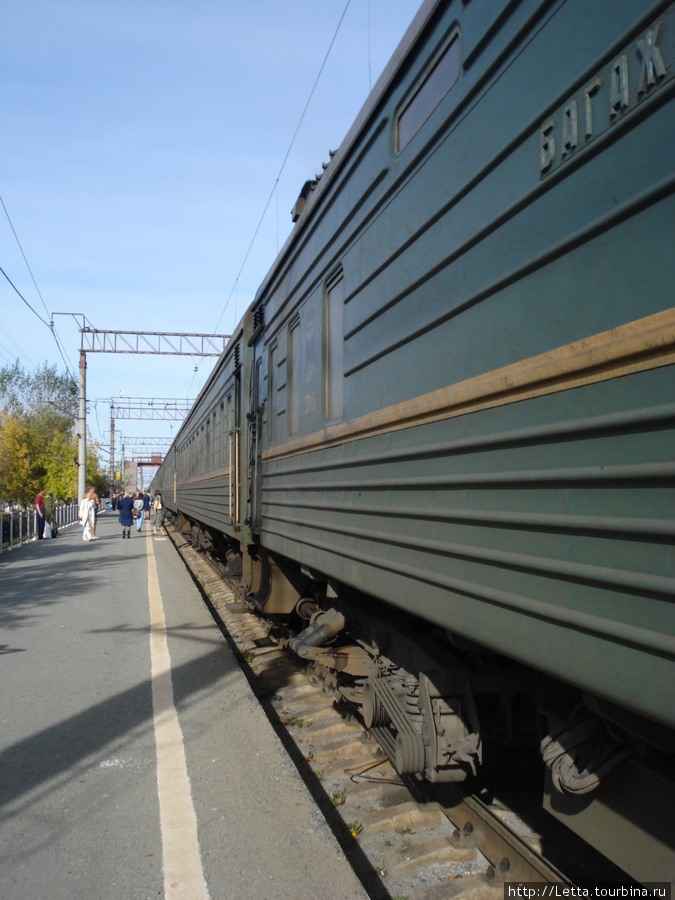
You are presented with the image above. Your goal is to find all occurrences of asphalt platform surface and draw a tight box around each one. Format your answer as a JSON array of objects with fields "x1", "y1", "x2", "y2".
[{"x1": 0, "y1": 510, "x2": 367, "y2": 900}]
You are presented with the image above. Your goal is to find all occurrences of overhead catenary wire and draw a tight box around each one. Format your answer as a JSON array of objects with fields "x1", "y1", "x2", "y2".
[
  {"x1": 211, "y1": 0, "x2": 353, "y2": 341},
  {"x1": 0, "y1": 264, "x2": 51, "y2": 328},
  {"x1": 0, "y1": 318, "x2": 33, "y2": 365},
  {"x1": 0, "y1": 340, "x2": 16, "y2": 366},
  {"x1": 0, "y1": 195, "x2": 51, "y2": 320},
  {"x1": 49, "y1": 323, "x2": 77, "y2": 380},
  {"x1": 367, "y1": 0, "x2": 373, "y2": 91},
  {"x1": 0, "y1": 193, "x2": 76, "y2": 380}
]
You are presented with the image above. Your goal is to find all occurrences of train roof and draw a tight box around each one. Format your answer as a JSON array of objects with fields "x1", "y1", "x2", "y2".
[
  {"x1": 165, "y1": 0, "x2": 438, "y2": 451},
  {"x1": 253, "y1": 0, "x2": 441, "y2": 305}
]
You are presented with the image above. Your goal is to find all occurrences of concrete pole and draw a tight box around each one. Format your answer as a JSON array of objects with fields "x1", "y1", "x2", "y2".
[
  {"x1": 78, "y1": 350, "x2": 87, "y2": 501},
  {"x1": 110, "y1": 415, "x2": 115, "y2": 498}
]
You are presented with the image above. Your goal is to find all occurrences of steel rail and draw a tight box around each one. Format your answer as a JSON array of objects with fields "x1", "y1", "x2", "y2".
[{"x1": 437, "y1": 790, "x2": 571, "y2": 884}]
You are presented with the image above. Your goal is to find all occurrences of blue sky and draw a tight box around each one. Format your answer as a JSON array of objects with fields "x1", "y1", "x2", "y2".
[{"x1": 1, "y1": 0, "x2": 419, "y2": 460}]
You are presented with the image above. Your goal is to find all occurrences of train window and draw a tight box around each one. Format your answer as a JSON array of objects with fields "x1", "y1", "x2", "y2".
[
  {"x1": 205, "y1": 418, "x2": 211, "y2": 471},
  {"x1": 219, "y1": 402, "x2": 224, "y2": 467},
  {"x1": 289, "y1": 318, "x2": 300, "y2": 435},
  {"x1": 396, "y1": 31, "x2": 461, "y2": 152},
  {"x1": 325, "y1": 274, "x2": 344, "y2": 421},
  {"x1": 211, "y1": 412, "x2": 215, "y2": 469},
  {"x1": 226, "y1": 396, "x2": 232, "y2": 466},
  {"x1": 269, "y1": 344, "x2": 278, "y2": 443},
  {"x1": 255, "y1": 359, "x2": 263, "y2": 410}
]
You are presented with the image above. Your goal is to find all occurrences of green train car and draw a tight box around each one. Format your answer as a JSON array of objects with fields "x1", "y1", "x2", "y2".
[{"x1": 154, "y1": 0, "x2": 674, "y2": 880}]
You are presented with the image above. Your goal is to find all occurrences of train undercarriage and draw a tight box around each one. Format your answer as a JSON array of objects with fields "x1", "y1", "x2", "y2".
[{"x1": 176, "y1": 513, "x2": 675, "y2": 882}]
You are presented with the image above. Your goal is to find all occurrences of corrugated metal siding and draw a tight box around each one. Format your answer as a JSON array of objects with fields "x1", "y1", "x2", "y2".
[
  {"x1": 262, "y1": 368, "x2": 675, "y2": 726},
  {"x1": 257, "y1": 0, "x2": 675, "y2": 726}
]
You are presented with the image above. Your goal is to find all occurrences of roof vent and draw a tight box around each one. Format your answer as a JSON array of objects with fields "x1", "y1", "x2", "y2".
[{"x1": 291, "y1": 179, "x2": 317, "y2": 223}]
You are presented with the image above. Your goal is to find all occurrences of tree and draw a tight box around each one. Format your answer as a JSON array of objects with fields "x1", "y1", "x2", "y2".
[
  {"x1": 43, "y1": 431, "x2": 77, "y2": 501},
  {"x1": 0, "y1": 360, "x2": 77, "y2": 421},
  {"x1": 43, "y1": 429, "x2": 106, "y2": 501},
  {"x1": 0, "y1": 361, "x2": 104, "y2": 504},
  {"x1": 0, "y1": 412, "x2": 35, "y2": 504}
]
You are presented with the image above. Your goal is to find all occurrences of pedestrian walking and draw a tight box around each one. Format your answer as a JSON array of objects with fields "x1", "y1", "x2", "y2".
[
  {"x1": 133, "y1": 491, "x2": 144, "y2": 532},
  {"x1": 152, "y1": 490, "x2": 166, "y2": 537},
  {"x1": 79, "y1": 488, "x2": 97, "y2": 541},
  {"x1": 119, "y1": 492, "x2": 134, "y2": 539},
  {"x1": 89, "y1": 486, "x2": 100, "y2": 539}
]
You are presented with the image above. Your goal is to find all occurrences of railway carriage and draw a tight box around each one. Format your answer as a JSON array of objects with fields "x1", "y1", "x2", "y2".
[
  {"x1": 163, "y1": 312, "x2": 251, "y2": 552},
  {"x1": 154, "y1": 0, "x2": 675, "y2": 881}
]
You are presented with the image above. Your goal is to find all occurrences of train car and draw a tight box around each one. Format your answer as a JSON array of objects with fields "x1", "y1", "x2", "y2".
[
  {"x1": 156, "y1": 312, "x2": 252, "y2": 556},
  {"x1": 154, "y1": 0, "x2": 674, "y2": 881}
]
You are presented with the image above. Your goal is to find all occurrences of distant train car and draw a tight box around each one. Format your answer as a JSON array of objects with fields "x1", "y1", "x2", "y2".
[
  {"x1": 159, "y1": 312, "x2": 250, "y2": 553},
  {"x1": 153, "y1": 0, "x2": 675, "y2": 881}
]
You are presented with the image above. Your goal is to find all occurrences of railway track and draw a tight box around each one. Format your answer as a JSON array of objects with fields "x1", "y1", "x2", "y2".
[{"x1": 168, "y1": 526, "x2": 624, "y2": 899}]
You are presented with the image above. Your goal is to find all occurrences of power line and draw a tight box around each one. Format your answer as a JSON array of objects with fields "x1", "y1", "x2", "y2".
[
  {"x1": 0, "y1": 264, "x2": 51, "y2": 327},
  {"x1": 0, "y1": 340, "x2": 16, "y2": 366},
  {"x1": 0, "y1": 195, "x2": 51, "y2": 319},
  {"x1": 0, "y1": 319, "x2": 33, "y2": 365},
  {"x1": 212, "y1": 0, "x2": 353, "y2": 338},
  {"x1": 50, "y1": 323, "x2": 76, "y2": 380},
  {"x1": 0, "y1": 195, "x2": 76, "y2": 379}
]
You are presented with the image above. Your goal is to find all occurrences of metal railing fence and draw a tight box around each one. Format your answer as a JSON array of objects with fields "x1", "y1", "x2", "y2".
[{"x1": 0, "y1": 503, "x2": 80, "y2": 553}]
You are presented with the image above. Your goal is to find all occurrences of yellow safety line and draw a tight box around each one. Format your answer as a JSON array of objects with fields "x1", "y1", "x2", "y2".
[{"x1": 146, "y1": 536, "x2": 210, "y2": 900}]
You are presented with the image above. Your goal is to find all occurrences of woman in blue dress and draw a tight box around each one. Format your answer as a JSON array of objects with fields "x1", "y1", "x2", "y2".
[{"x1": 118, "y1": 492, "x2": 134, "y2": 539}]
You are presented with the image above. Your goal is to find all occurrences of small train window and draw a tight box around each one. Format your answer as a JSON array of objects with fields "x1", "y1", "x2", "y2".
[
  {"x1": 219, "y1": 402, "x2": 225, "y2": 467},
  {"x1": 396, "y1": 31, "x2": 461, "y2": 152},
  {"x1": 226, "y1": 395, "x2": 232, "y2": 467},
  {"x1": 325, "y1": 273, "x2": 344, "y2": 422},
  {"x1": 289, "y1": 318, "x2": 301, "y2": 435},
  {"x1": 269, "y1": 344, "x2": 278, "y2": 443}
]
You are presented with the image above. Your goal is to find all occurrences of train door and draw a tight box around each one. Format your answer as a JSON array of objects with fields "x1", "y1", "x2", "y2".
[
  {"x1": 234, "y1": 301, "x2": 263, "y2": 549},
  {"x1": 228, "y1": 337, "x2": 244, "y2": 533},
  {"x1": 246, "y1": 347, "x2": 264, "y2": 541}
]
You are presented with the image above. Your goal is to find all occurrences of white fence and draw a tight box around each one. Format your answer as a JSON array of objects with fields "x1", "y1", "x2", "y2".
[{"x1": 0, "y1": 503, "x2": 80, "y2": 553}]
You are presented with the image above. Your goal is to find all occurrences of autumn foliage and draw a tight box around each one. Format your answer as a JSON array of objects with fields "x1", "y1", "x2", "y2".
[{"x1": 0, "y1": 361, "x2": 106, "y2": 505}]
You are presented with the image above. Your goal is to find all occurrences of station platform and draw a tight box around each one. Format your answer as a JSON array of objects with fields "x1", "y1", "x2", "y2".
[{"x1": 0, "y1": 510, "x2": 368, "y2": 900}]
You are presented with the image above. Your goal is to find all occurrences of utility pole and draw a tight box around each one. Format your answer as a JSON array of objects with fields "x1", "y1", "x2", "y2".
[
  {"x1": 78, "y1": 350, "x2": 87, "y2": 501},
  {"x1": 110, "y1": 416, "x2": 115, "y2": 497}
]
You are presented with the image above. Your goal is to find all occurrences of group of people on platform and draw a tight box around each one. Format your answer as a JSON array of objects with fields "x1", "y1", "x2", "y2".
[
  {"x1": 75, "y1": 487, "x2": 166, "y2": 542},
  {"x1": 116, "y1": 489, "x2": 166, "y2": 540}
]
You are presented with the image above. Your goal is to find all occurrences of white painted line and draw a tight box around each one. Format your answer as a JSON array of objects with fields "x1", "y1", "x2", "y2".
[{"x1": 147, "y1": 536, "x2": 210, "y2": 900}]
